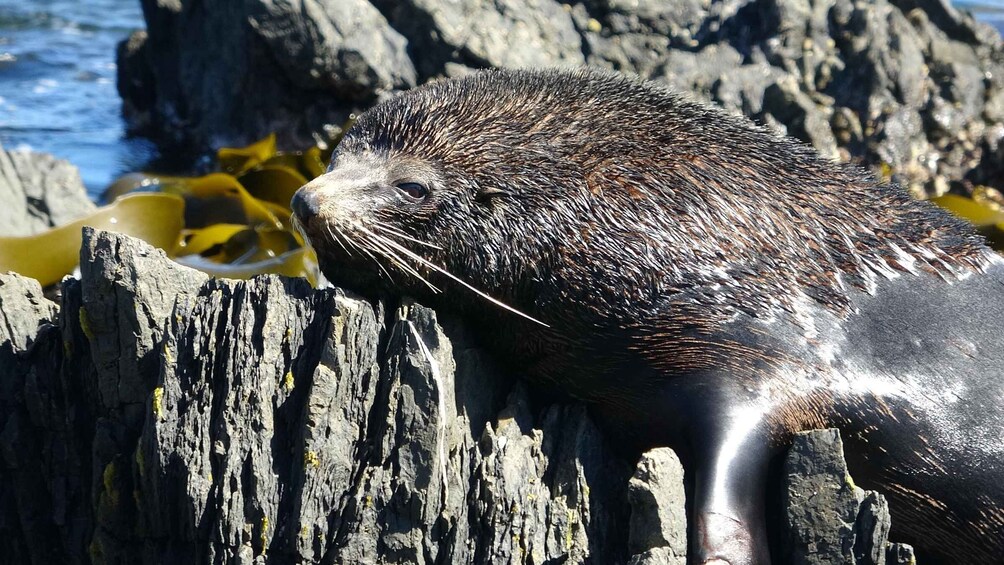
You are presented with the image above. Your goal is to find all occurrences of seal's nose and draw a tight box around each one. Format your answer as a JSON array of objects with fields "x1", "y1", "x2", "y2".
[{"x1": 291, "y1": 188, "x2": 320, "y2": 223}]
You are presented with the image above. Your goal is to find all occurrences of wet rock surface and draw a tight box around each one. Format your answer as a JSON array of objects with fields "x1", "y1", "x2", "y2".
[
  {"x1": 0, "y1": 230, "x2": 916, "y2": 564},
  {"x1": 119, "y1": 0, "x2": 1003, "y2": 197}
]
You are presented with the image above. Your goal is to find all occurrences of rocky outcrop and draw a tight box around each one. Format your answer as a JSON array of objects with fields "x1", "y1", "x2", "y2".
[
  {"x1": 118, "y1": 0, "x2": 1003, "y2": 196},
  {"x1": 117, "y1": 0, "x2": 416, "y2": 151},
  {"x1": 0, "y1": 142, "x2": 95, "y2": 237},
  {"x1": 783, "y1": 429, "x2": 915, "y2": 565},
  {"x1": 0, "y1": 229, "x2": 913, "y2": 564}
]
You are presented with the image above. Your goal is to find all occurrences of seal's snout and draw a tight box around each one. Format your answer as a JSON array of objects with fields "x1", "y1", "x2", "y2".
[{"x1": 291, "y1": 187, "x2": 321, "y2": 223}]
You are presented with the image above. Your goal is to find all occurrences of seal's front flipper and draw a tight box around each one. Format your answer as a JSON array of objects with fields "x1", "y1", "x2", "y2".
[{"x1": 687, "y1": 410, "x2": 773, "y2": 565}]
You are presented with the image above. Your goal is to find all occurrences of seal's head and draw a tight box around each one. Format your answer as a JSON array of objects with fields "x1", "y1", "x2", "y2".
[{"x1": 291, "y1": 69, "x2": 642, "y2": 324}]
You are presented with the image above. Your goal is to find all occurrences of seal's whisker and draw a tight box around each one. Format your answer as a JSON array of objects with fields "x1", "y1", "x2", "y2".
[
  {"x1": 362, "y1": 232, "x2": 441, "y2": 293},
  {"x1": 344, "y1": 229, "x2": 398, "y2": 283},
  {"x1": 359, "y1": 225, "x2": 550, "y2": 328},
  {"x1": 361, "y1": 224, "x2": 453, "y2": 291},
  {"x1": 322, "y1": 220, "x2": 395, "y2": 282},
  {"x1": 371, "y1": 221, "x2": 444, "y2": 250},
  {"x1": 324, "y1": 224, "x2": 355, "y2": 258}
]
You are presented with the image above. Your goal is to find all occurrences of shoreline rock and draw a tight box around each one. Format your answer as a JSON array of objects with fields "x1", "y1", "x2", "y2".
[
  {"x1": 0, "y1": 229, "x2": 914, "y2": 564},
  {"x1": 119, "y1": 0, "x2": 1004, "y2": 196},
  {"x1": 0, "y1": 142, "x2": 95, "y2": 237}
]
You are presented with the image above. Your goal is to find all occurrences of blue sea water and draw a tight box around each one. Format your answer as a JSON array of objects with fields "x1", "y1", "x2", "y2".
[
  {"x1": 0, "y1": 0, "x2": 154, "y2": 199},
  {"x1": 0, "y1": 1, "x2": 1001, "y2": 202},
  {"x1": 959, "y1": 0, "x2": 1004, "y2": 30}
]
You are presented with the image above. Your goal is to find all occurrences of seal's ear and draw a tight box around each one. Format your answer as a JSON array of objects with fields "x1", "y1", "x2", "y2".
[{"x1": 476, "y1": 187, "x2": 511, "y2": 202}]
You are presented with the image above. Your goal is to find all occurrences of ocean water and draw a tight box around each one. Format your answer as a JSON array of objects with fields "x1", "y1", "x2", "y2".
[
  {"x1": 0, "y1": 1, "x2": 1001, "y2": 202},
  {"x1": 960, "y1": 0, "x2": 1004, "y2": 30},
  {"x1": 0, "y1": 0, "x2": 154, "y2": 200}
]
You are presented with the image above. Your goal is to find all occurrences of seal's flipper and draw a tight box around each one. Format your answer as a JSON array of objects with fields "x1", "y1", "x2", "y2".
[
  {"x1": 689, "y1": 433, "x2": 772, "y2": 565},
  {"x1": 665, "y1": 377, "x2": 775, "y2": 565}
]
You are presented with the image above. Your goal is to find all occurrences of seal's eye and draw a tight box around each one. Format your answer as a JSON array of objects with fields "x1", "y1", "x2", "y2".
[{"x1": 396, "y1": 182, "x2": 428, "y2": 201}]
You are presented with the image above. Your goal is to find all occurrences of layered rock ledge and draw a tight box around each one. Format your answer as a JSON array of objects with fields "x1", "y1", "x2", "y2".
[{"x1": 0, "y1": 229, "x2": 916, "y2": 564}]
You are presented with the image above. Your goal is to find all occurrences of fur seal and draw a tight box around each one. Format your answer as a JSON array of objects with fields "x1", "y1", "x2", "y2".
[{"x1": 291, "y1": 68, "x2": 1004, "y2": 564}]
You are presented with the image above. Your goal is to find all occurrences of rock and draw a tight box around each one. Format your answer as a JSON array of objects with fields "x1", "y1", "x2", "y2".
[
  {"x1": 246, "y1": 0, "x2": 416, "y2": 98},
  {"x1": 653, "y1": 44, "x2": 747, "y2": 104},
  {"x1": 4, "y1": 230, "x2": 635, "y2": 563},
  {"x1": 116, "y1": 31, "x2": 156, "y2": 137},
  {"x1": 854, "y1": 492, "x2": 891, "y2": 565},
  {"x1": 79, "y1": 227, "x2": 209, "y2": 410},
  {"x1": 783, "y1": 428, "x2": 861, "y2": 563},
  {"x1": 120, "y1": 0, "x2": 415, "y2": 150},
  {"x1": 762, "y1": 76, "x2": 840, "y2": 159},
  {"x1": 0, "y1": 230, "x2": 927, "y2": 563},
  {"x1": 0, "y1": 142, "x2": 95, "y2": 237},
  {"x1": 891, "y1": 0, "x2": 982, "y2": 44},
  {"x1": 572, "y1": 0, "x2": 709, "y2": 79},
  {"x1": 782, "y1": 428, "x2": 914, "y2": 565},
  {"x1": 626, "y1": 448, "x2": 686, "y2": 564},
  {"x1": 0, "y1": 274, "x2": 58, "y2": 354},
  {"x1": 375, "y1": 0, "x2": 585, "y2": 79},
  {"x1": 0, "y1": 276, "x2": 84, "y2": 564},
  {"x1": 886, "y1": 541, "x2": 917, "y2": 564}
]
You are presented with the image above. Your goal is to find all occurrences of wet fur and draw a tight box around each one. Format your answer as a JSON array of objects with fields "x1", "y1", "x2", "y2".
[{"x1": 294, "y1": 68, "x2": 1004, "y2": 563}]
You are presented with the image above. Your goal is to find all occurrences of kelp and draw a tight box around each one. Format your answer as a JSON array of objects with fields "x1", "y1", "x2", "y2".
[
  {"x1": 0, "y1": 193, "x2": 185, "y2": 287},
  {"x1": 931, "y1": 191, "x2": 1004, "y2": 227},
  {"x1": 931, "y1": 187, "x2": 1004, "y2": 248},
  {"x1": 174, "y1": 248, "x2": 319, "y2": 286},
  {"x1": 0, "y1": 128, "x2": 345, "y2": 287},
  {"x1": 218, "y1": 133, "x2": 278, "y2": 176},
  {"x1": 239, "y1": 166, "x2": 309, "y2": 209}
]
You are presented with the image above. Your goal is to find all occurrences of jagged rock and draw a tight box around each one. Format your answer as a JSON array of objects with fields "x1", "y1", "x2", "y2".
[
  {"x1": 886, "y1": 541, "x2": 917, "y2": 564},
  {"x1": 79, "y1": 227, "x2": 209, "y2": 410},
  {"x1": 0, "y1": 274, "x2": 58, "y2": 353},
  {"x1": 626, "y1": 448, "x2": 686, "y2": 565},
  {"x1": 0, "y1": 142, "x2": 94, "y2": 237},
  {"x1": 0, "y1": 229, "x2": 926, "y2": 564},
  {"x1": 783, "y1": 429, "x2": 914, "y2": 565},
  {"x1": 4, "y1": 230, "x2": 634, "y2": 563},
  {"x1": 0, "y1": 272, "x2": 85, "y2": 564},
  {"x1": 854, "y1": 492, "x2": 891, "y2": 564}
]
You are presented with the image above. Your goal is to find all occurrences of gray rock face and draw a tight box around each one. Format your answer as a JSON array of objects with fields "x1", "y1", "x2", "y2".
[
  {"x1": 120, "y1": 0, "x2": 415, "y2": 150},
  {"x1": 0, "y1": 274, "x2": 57, "y2": 353},
  {"x1": 247, "y1": 0, "x2": 416, "y2": 98},
  {"x1": 783, "y1": 429, "x2": 914, "y2": 565},
  {"x1": 79, "y1": 227, "x2": 209, "y2": 409},
  {"x1": 0, "y1": 142, "x2": 94, "y2": 237},
  {"x1": 784, "y1": 429, "x2": 864, "y2": 563},
  {"x1": 3, "y1": 230, "x2": 633, "y2": 563},
  {"x1": 375, "y1": 0, "x2": 585, "y2": 78},
  {"x1": 626, "y1": 448, "x2": 686, "y2": 565},
  {"x1": 118, "y1": 0, "x2": 1004, "y2": 196},
  {"x1": 0, "y1": 230, "x2": 921, "y2": 564}
]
